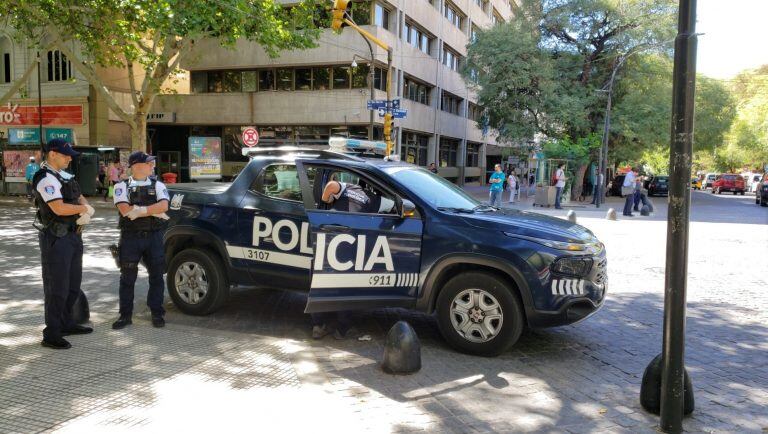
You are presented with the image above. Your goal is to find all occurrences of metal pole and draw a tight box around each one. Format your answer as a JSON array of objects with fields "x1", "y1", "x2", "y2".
[
  {"x1": 37, "y1": 51, "x2": 43, "y2": 148},
  {"x1": 385, "y1": 47, "x2": 393, "y2": 156},
  {"x1": 362, "y1": 38, "x2": 375, "y2": 141},
  {"x1": 659, "y1": 1, "x2": 697, "y2": 432}
]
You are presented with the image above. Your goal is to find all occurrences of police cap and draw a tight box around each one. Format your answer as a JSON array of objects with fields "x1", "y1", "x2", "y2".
[
  {"x1": 45, "y1": 139, "x2": 80, "y2": 157},
  {"x1": 128, "y1": 151, "x2": 157, "y2": 167}
]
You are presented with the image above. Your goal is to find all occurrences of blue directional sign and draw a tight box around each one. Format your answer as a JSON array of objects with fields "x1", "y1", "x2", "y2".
[
  {"x1": 391, "y1": 99, "x2": 401, "y2": 110},
  {"x1": 392, "y1": 108, "x2": 407, "y2": 119},
  {"x1": 367, "y1": 100, "x2": 388, "y2": 110}
]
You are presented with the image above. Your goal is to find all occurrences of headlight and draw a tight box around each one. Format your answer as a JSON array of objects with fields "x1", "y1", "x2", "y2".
[
  {"x1": 551, "y1": 256, "x2": 594, "y2": 276},
  {"x1": 504, "y1": 232, "x2": 604, "y2": 254}
]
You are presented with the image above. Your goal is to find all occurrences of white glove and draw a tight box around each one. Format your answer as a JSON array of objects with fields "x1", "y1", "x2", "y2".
[
  {"x1": 125, "y1": 206, "x2": 148, "y2": 221},
  {"x1": 153, "y1": 212, "x2": 170, "y2": 220},
  {"x1": 83, "y1": 204, "x2": 95, "y2": 217},
  {"x1": 75, "y1": 213, "x2": 91, "y2": 225}
]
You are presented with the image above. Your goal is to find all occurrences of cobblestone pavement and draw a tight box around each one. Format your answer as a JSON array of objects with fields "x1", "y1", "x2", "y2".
[{"x1": 0, "y1": 190, "x2": 766, "y2": 433}]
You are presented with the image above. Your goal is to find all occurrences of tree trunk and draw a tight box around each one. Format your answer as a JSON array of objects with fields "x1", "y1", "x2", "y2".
[
  {"x1": 571, "y1": 164, "x2": 588, "y2": 200},
  {"x1": 131, "y1": 113, "x2": 147, "y2": 152}
]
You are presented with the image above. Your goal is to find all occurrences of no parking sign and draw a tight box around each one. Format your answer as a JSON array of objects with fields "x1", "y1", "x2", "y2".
[{"x1": 241, "y1": 127, "x2": 259, "y2": 147}]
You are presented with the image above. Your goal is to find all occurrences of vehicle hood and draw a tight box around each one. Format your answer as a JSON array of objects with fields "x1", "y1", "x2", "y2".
[{"x1": 461, "y1": 208, "x2": 598, "y2": 244}]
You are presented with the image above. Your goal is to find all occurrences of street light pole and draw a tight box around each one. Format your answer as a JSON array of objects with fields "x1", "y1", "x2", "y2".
[{"x1": 37, "y1": 51, "x2": 43, "y2": 148}]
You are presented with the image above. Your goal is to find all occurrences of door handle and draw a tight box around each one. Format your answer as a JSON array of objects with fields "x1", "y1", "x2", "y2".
[{"x1": 320, "y1": 224, "x2": 350, "y2": 231}]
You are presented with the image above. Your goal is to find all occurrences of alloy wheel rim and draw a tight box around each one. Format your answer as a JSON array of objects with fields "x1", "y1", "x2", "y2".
[
  {"x1": 174, "y1": 261, "x2": 209, "y2": 305},
  {"x1": 450, "y1": 288, "x2": 504, "y2": 343}
]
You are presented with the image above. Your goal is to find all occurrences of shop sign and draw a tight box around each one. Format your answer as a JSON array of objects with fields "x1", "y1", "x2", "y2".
[
  {"x1": 0, "y1": 103, "x2": 83, "y2": 126},
  {"x1": 44, "y1": 128, "x2": 74, "y2": 144},
  {"x1": 8, "y1": 128, "x2": 41, "y2": 145},
  {"x1": 189, "y1": 136, "x2": 222, "y2": 180},
  {"x1": 2, "y1": 149, "x2": 43, "y2": 180},
  {"x1": 147, "y1": 112, "x2": 176, "y2": 123}
]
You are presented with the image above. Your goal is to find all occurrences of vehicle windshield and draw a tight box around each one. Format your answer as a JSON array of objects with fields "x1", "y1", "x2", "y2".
[{"x1": 383, "y1": 166, "x2": 480, "y2": 210}]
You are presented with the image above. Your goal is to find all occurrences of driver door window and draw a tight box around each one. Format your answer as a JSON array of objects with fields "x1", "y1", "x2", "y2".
[{"x1": 311, "y1": 167, "x2": 398, "y2": 215}]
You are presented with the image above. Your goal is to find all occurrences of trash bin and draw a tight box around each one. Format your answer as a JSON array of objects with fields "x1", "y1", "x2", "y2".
[{"x1": 161, "y1": 172, "x2": 178, "y2": 184}]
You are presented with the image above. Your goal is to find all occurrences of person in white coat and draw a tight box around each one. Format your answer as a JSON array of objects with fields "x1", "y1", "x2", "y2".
[{"x1": 508, "y1": 171, "x2": 518, "y2": 203}]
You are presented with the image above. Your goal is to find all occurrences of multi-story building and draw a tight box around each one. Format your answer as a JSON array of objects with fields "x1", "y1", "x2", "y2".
[{"x1": 150, "y1": 0, "x2": 515, "y2": 183}]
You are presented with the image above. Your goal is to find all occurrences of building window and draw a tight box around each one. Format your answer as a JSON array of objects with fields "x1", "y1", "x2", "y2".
[
  {"x1": 351, "y1": 64, "x2": 370, "y2": 88},
  {"x1": 206, "y1": 71, "x2": 241, "y2": 93},
  {"x1": 442, "y1": 46, "x2": 461, "y2": 71},
  {"x1": 373, "y1": 67, "x2": 388, "y2": 91},
  {"x1": 277, "y1": 68, "x2": 293, "y2": 91},
  {"x1": 46, "y1": 50, "x2": 71, "y2": 82},
  {"x1": 191, "y1": 71, "x2": 207, "y2": 93},
  {"x1": 467, "y1": 102, "x2": 482, "y2": 121},
  {"x1": 474, "y1": 0, "x2": 489, "y2": 13},
  {"x1": 0, "y1": 37, "x2": 11, "y2": 84},
  {"x1": 401, "y1": 132, "x2": 429, "y2": 166},
  {"x1": 222, "y1": 126, "x2": 249, "y2": 162},
  {"x1": 439, "y1": 138, "x2": 459, "y2": 167},
  {"x1": 374, "y1": 3, "x2": 390, "y2": 29},
  {"x1": 313, "y1": 67, "x2": 331, "y2": 90},
  {"x1": 492, "y1": 9, "x2": 503, "y2": 25},
  {"x1": 242, "y1": 71, "x2": 257, "y2": 92},
  {"x1": 402, "y1": 20, "x2": 432, "y2": 54},
  {"x1": 466, "y1": 143, "x2": 480, "y2": 167},
  {"x1": 441, "y1": 90, "x2": 463, "y2": 115},
  {"x1": 470, "y1": 25, "x2": 479, "y2": 43},
  {"x1": 403, "y1": 77, "x2": 431, "y2": 105},
  {"x1": 333, "y1": 66, "x2": 350, "y2": 89},
  {"x1": 259, "y1": 69, "x2": 275, "y2": 91},
  {"x1": 295, "y1": 68, "x2": 312, "y2": 90},
  {"x1": 444, "y1": 2, "x2": 464, "y2": 31},
  {"x1": 351, "y1": 1, "x2": 371, "y2": 25}
]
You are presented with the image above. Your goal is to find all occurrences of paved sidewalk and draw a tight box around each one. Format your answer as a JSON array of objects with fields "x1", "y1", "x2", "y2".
[{"x1": 0, "y1": 191, "x2": 766, "y2": 433}]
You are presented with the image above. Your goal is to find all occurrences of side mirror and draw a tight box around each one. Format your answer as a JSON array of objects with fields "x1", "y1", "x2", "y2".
[{"x1": 399, "y1": 198, "x2": 416, "y2": 219}]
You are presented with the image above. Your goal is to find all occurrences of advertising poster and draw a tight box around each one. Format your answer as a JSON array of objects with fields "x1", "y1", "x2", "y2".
[
  {"x1": 2, "y1": 149, "x2": 43, "y2": 181},
  {"x1": 188, "y1": 136, "x2": 222, "y2": 180}
]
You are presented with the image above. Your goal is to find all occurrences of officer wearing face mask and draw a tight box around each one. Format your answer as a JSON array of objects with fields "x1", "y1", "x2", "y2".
[
  {"x1": 32, "y1": 139, "x2": 95, "y2": 349},
  {"x1": 111, "y1": 151, "x2": 171, "y2": 330}
]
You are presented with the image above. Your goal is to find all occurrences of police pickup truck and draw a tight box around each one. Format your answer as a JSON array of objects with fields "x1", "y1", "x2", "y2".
[{"x1": 164, "y1": 146, "x2": 607, "y2": 356}]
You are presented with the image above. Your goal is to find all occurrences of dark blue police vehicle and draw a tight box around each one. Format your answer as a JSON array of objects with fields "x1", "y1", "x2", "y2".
[{"x1": 164, "y1": 147, "x2": 607, "y2": 356}]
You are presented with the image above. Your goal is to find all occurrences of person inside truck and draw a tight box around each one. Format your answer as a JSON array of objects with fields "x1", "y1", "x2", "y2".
[{"x1": 321, "y1": 173, "x2": 395, "y2": 214}]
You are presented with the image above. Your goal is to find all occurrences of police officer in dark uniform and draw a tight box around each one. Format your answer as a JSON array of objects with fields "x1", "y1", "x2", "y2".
[
  {"x1": 33, "y1": 139, "x2": 95, "y2": 349},
  {"x1": 111, "y1": 151, "x2": 171, "y2": 329}
]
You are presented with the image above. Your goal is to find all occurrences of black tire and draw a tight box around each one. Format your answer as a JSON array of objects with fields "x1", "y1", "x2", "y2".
[
  {"x1": 761, "y1": 197, "x2": 767, "y2": 207},
  {"x1": 436, "y1": 272, "x2": 524, "y2": 357},
  {"x1": 740, "y1": 190, "x2": 745, "y2": 195},
  {"x1": 166, "y1": 247, "x2": 230, "y2": 315}
]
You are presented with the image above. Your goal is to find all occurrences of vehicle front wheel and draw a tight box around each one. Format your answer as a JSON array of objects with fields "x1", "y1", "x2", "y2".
[
  {"x1": 436, "y1": 272, "x2": 524, "y2": 357},
  {"x1": 167, "y1": 248, "x2": 230, "y2": 315}
]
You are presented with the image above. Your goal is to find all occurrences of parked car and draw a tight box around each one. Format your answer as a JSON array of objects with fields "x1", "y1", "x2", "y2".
[
  {"x1": 756, "y1": 174, "x2": 768, "y2": 206},
  {"x1": 647, "y1": 175, "x2": 669, "y2": 196},
  {"x1": 704, "y1": 173, "x2": 717, "y2": 189},
  {"x1": 608, "y1": 174, "x2": 626, "y2": 197},
  {"x1": 712, "y1": 174, "x2": 746, "y2": 195},
  {"x1": 691, "y1": 177, "x2": 702, "y2": 190}
]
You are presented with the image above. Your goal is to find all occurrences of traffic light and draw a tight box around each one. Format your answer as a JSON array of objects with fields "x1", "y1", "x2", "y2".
[
  {"x1": 331, "y1": 0, "x2": 350, "y2": 31},
  {"x1": 383, "y1": 113, "x2": 393, "y2": 140}
]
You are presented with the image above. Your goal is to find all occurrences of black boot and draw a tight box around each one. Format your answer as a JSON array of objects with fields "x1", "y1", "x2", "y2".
[
  {"x1": 63, "y1": 324, "x2": 93, "y2": 336},
  {"x1": 112, "y1": 316, "x2": 132, "y2": 330},
  {"x1": 41, "y1": 336, "x2": 71, "y2": 349},
  {"x1": 151, "y1": 315, "x2": 165, "y2": 328}
]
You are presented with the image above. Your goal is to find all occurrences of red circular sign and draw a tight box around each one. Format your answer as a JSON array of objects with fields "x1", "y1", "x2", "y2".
[{"x1": 242, "y1": 127, "x2": 259, "y2": 147}]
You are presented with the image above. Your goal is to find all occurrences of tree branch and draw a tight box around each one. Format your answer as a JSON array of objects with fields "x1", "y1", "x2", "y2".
[
  {"x1": 126, "y1": 59, "x2": 140, "y2": 110},
  {"x1": 0, "y1": 55, "x2": 42, "y2": 106}
]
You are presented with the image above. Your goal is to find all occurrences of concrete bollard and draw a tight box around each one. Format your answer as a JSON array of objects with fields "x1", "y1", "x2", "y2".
[
  {"x1": 382, "y1": 321, "x2": 421, "y2": 374},
  {"x1": 606, "y1": 208, "x2": 617, "y2": 221},
  {"x1": 567, "y1": 210, "x2": 577, "y2": 223},
  {"x1": 640, "y1": 205, "x2": 651, "y2": 216}
]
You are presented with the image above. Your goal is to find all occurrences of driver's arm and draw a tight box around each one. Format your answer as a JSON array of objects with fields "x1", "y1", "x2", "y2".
[{"x1": 321, "y1": 180, "x2": 341, "y2": 203}]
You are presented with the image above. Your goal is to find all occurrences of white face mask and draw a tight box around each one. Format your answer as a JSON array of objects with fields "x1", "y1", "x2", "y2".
[{"x1": 58, "y1": 170, "x2": 75, "y2": 180}]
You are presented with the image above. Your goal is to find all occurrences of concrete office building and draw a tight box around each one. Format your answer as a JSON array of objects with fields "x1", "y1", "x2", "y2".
[{"x1": 150, "y1": 0, "x2": 515, "y2": 183}]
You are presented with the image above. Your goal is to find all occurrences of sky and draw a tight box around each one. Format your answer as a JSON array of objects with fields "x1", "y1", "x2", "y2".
[{"x1": 696, "y1": 0, "x2": 768, "y2": 79}]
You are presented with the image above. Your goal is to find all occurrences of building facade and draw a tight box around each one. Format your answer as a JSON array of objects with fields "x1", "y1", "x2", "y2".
[{"x1": 150, "y1": 0, "x2": 515, "y2": 183}]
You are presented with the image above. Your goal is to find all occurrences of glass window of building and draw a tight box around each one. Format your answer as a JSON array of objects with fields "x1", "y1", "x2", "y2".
[
  {"x1": 492, "y1": 9, "x2": 503, "y2": 25},
  {"x1": 401, "y1": 132, "x2": 429, "y2": 166},
  {"x1": 277, "y1": 68, "x2": 293, "y2": 91},
  {"x1": 441, "y1": 90, "x2": 463, "y2": 115},
  {"x1": 444, "y1": 3, "x2": 463, "y2": 30},
  {"x1": 295, "y1": 68, "x2": 312, "y2": 90},
  {"x1": 374, "y1": 3, "x2": 390, "y2": 29},
  {"x1": 191, "y1": 71, "x2": 207, "y2": 93},
  {"x1": 466, "y1": 143, "x2": 480, "y2": 167},
  {"x1": 439, "y1": 139, "x2": 458, "y2": 167},
  {"x1": 207, "y1": 71, "x2": 223, "y2": 93},
  {"x1": 373, "y1": 67, "x2": 388, "y2": 91},
  {"x1": 1, "y1": 36, "x2": 12, "y2": 83},
  {"x1": 333, "y1": 66, "x2": 350, "y2": 89},
  {"x1": 351, "y1": 1, "x2": 371, "y2": 25},
  {"x1": 404, "y1": 77, "x2": 431, "y2": 105},
  {"x1": 242, "y1": 70, "x2": 257, "y2": 92},
  {"x1": 259, "y1": 69, "x2": 275, "y2": 91},
  {"x1": 442, "y1": 46, "x2": 461, "y2": 71},
  {"x1": 222, "y1": 71, "x2": 242, "y2": 92},
  {"x1": 468, "y1": 102, "x2": 483, "y2": 121},
  {"x1": 46, "y1": 50, "x2": 71, "y2": 82},
  {"x1": 402, "y1": 22, "x2": 410, "y2": 42},
  {"x1": 313, "y1": 67, "x2": 331, "y2": 90},
  {"x1": 351, "y1": 64, "x2": 370, "y2": 88},
  {"x1": 470, "y1": 25, "x2": 479, "y2": 43},
  {"x1": 222, "y1": 126, "x2": 249, "y2": 162}
]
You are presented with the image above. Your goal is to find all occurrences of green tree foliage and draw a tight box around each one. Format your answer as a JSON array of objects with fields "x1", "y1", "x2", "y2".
[
  {"x1": 2, "y1": 0, "x2": 319, "y2": 150},
  {"x1": 724, "y1": 65, "x2": 768, "y2": 169}
]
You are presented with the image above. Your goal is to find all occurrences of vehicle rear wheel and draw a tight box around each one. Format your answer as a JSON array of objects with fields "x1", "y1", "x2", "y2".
[
  {"x1": 436, "y1": 272, "x2": 524, "y2": 357},
  {"x1": 740, "y1": 191, "x2": 745, "y2": 195},
  {"x1": 167, "y1": 248, "x2": 230, "y2": 315}
]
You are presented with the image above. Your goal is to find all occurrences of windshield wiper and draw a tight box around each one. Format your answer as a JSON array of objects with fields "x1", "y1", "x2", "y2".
[
  {"x1": 437, "y1": 206, "x2": 475, "y2": 213},
  {"x1": 472, "y1": 204, "x2": 497, "y2": 212}
]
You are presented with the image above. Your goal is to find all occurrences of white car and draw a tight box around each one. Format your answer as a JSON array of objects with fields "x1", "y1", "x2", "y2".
[{"x1": 749, "y1": 174, "x2": 763, "y2": 193}]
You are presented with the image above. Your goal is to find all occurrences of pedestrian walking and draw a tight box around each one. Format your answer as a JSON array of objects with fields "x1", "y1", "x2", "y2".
[
  {"x1": 488, "y1": 164, "x2": 505, "y2": 207},
  {"x1": 25, "y1": 156, "x2": 40, "y2": 201},
  {"x1": 591, "y1": 173, "x2": 604, "y2": 205},
  {"x1": 104, "y1": 161, "x2": 120, "y2": 201},
  {"x1": 111, "y1": 151, "x2": 171, "y2": 330},
  {"x1": 32, "y1": 139, "x2": 95, "y2": 349},
  {"x1": 508, "y1": 170, "x2": 518, "y2": 203},
  {"x1": 633, "y1": 173, "x2": 644, "y2": 212},
  {"x1": 622, "y1": 167, "x2": 638, "y2": 216},
  {"x1": 554, "y1": 163, "x2": 566, "y2": 209}
]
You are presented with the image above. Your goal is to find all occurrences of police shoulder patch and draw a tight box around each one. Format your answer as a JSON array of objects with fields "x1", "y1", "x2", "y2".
[
  {"x1": 44, "y1": 185, "x2": 55, "y2": 195},
  {"x1": 115, "y1": 187, "x2": 123, "y2": 196}
]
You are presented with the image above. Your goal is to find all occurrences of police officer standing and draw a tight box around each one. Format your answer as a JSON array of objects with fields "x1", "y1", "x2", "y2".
[
  {"x1": 33, "y1": 139, "x2": 95, "y2": 349},
  {"x1": 111, "y1": 151, "x2": 170, "y2": 329}
]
